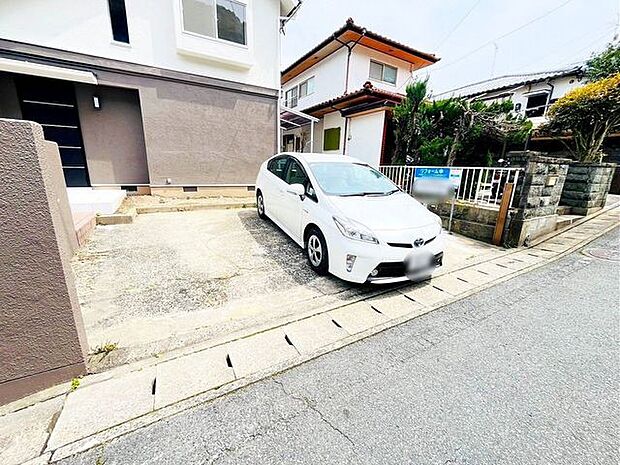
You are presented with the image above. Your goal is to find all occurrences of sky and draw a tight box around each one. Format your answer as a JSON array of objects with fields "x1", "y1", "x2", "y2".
[{"x1": 281, "y1": 0, "x2": 620, "y2": 94}]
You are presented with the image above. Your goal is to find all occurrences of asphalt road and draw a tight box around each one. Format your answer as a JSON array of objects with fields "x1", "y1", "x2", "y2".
[{"x1": 61, "y1": 229, "x2": 619, "y2": 465}]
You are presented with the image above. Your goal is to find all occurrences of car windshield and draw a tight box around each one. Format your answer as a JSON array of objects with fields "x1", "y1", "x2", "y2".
[{"x1": 309, "y1": 162, "x2": 399, "y2": 196}]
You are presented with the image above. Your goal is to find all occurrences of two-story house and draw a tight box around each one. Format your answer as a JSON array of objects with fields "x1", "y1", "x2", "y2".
[
  {"x1": 280, "y1": 19, "x2": 439, "y2": 167},
  {"x1": 434, "y1": 66, "x2": 584, "y2": 128},
  {"x1": 0, "y1": 0, "x2": 300, "y2": 196}
]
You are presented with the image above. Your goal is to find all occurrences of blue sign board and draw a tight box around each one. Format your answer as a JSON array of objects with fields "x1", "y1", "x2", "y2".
[{"x1": 414, "y1": 167, "x2": 450, "y2": 180}]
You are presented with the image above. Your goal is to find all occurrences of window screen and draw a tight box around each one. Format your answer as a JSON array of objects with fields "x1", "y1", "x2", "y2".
[
  {"x1": 182, "y1": 0, "x2": 217, "y2": 38},
  {"x1": 369, "y1": 61, "x2": 383, "y2": 81},
  {"x1": 370, "y1": 60, "x2": 397, "y2": 84},
  {"x1": 323, "y1": 127, "x2": 341, "y2": 151},
  {"x1": 108, "y1": 0, "x2": 130, "y2": 43}
]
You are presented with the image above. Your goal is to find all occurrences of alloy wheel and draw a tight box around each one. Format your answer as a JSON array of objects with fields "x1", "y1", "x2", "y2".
[{"x1": 308, "y1": 235, "x2": 322, "y2": 267}]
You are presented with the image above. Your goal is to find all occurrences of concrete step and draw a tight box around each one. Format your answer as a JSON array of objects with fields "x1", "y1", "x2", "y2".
[
  {"x1": 556, "y1": 214, "x2": 583, "y2": 231},
  {"x1": 556, "y1": 205, "x2": 572, "y2": 215}
]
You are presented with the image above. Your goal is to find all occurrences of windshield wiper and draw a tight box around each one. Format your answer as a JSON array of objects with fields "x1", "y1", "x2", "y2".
[
  {"x1": 339, "y1": 190, "x2": 400, "y2": 197},
  {"x1": 339, "y1": 192, "x2": 384, "y2": 197}
]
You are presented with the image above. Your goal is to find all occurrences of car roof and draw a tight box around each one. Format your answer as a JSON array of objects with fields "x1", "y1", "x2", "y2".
[{"x1": 278, "y1": 152, "x2": 365, "y2": 164}]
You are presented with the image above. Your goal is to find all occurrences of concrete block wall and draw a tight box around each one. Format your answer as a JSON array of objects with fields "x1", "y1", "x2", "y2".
[
  {"x1": 0, "y1": 119, "x2": 88, "y2": 405},
  {"x1": 429, "y1": 202, "x2": 499, "y2": 243},
  {"x1": 560, "y1": 163, "x2": 615, "y2": 215}
]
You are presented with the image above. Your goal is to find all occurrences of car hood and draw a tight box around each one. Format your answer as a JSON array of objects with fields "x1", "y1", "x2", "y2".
[{"x1": 328, "y1": 192, "x2": 438, "y2": 232}]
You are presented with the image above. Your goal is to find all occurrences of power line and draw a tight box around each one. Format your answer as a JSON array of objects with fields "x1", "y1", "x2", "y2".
[
  {"x1": 434, "y1": 0, "x2": 483, "y2": 50},
  {"x1": 431, "y1": 0, "x2": 576, "y2": 73}
]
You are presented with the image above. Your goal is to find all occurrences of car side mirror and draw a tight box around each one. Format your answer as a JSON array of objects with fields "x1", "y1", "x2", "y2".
[{"x1": 287, "y1": 183, "x2": 306, "y2": 199}]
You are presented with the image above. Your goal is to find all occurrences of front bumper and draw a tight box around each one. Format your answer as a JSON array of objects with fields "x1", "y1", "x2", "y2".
[{"x1": 327, "y1": 231, "x2": 445, "y2": 284}]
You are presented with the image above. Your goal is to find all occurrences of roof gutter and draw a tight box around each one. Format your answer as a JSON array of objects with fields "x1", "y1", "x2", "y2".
[{"x1": 280, "y1": 0, "x2": 302, "y2": 33}]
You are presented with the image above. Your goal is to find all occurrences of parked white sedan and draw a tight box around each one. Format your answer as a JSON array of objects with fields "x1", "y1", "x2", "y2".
[{"x1": 255, "y1": 153, "x2": 444, "y2": 284}]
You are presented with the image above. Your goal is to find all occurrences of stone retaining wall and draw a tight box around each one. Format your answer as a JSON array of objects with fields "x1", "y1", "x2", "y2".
[
  {"x1": 560, "y1": 163, "x2": 615, "y2": 215},
  {"x1": 506, "y1": 155, "x2": 570, "y2": 246}
]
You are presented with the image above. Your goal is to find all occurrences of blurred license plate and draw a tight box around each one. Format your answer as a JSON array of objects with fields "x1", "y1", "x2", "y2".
[{"x1": 406, "y1": 251, "x2": 433, "y2": 273}]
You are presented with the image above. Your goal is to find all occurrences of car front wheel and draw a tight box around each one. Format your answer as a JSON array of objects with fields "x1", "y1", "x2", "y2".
[{"x1": 306, "y1": 227, "x2": 329, "y2": 275}]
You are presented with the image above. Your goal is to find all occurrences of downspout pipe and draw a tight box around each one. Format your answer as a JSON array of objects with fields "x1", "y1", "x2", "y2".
[
  {"x1": 333, "y1": 29, "x2": 366, "y2": 156},
  {"x1": 334, "y1": 28, "x2": 366, "y2": 94},
  {"x1": 544, "y1": 79, "x2": 555, "y2": 116}
]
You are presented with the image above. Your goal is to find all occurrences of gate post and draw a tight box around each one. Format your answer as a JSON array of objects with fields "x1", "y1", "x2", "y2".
[
  {"x1": 506, "y1": 154, "x2": 571, "y2": 247},
  {"x1": 0, "y1": 119, "x2": 88, "y2": 405}
]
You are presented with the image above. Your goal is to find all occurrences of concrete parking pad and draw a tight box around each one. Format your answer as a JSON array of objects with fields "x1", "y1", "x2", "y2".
[
  {"x1": 154, "y1": 345, "x2": 234, "y2": 410},
  {"x1": 284, "y1": 313, "x2": 350, "y2": 354},
  {"x1": 401, "y1": 282, "x2": 451, "y2": 306},
  {"x1": 73, "y1": 208, "x2": 504, "y2": 370},
  {"x1": 47, "y1": 368, "x2": 156, "y2": 450},
  {"x1": 328, "y1": 301, "x2": 389, "y2": 335},
  {"x1": 0, "y1": 396, "x2": 64, "y2": 465},
  {"x1": 226, "y1": 329, "x2": 299, "y2": 378},
  {"x1": 367, "y1": 291, "x2": 425, "y2": 319}
]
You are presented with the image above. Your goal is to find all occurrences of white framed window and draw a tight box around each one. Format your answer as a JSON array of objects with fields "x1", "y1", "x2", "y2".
[
  {"x1": 181, "y1": 0, "x2": 247, "y2": 46},
  {"x1": 285, "y1": 87, "x2": 298, "y2": 108},
  {"x1": 369, "y1": 60, "x2": 397, "y2": 85},
  {"x1": 299, "y1": 76, "x2": 315, "y2": 99}
]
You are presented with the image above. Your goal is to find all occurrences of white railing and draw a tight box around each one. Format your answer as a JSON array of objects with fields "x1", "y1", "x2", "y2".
[{"x1": 380, "y1": 165, "x2": 524, "y2": 207}]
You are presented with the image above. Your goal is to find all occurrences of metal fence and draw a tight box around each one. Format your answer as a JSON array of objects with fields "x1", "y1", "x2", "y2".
[{"x1": 379, "y1": 165, "x2": 524, "y2": 207}]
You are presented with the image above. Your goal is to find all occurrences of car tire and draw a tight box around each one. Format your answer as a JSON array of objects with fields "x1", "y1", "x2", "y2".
[
  {"x1": 306, "y1": 227, "x2": 329, "y2": 275},
  {"x1": 257, "y1": 190, "x2": 267, "y2": 220}
]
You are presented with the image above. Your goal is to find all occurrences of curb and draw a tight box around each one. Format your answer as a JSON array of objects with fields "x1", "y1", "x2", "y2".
[{"x1": 135, "y1": 201, "x2": 255, "y2": 215}]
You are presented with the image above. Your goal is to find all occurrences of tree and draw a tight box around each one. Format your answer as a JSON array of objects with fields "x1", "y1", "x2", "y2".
[
  {"x1": 585, "y1": 43, "x2": 620, "y2": 81},
  {"x1": 392, "y1": 80, "x2": 531, "y2": 166},
  {"x1": 542, "y1": 73, "x2": 620, "y2": 162}
]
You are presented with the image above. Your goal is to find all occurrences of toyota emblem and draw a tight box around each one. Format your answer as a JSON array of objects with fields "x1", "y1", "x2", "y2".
[{"x1": 413, "y1": 237, "x2": 424, "y2": 248}]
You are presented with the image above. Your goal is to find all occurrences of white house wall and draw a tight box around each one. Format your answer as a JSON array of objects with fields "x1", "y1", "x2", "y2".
[
  {"x1": 282, "y1": 48, "x2": 348, "y2": 110},
  {"x1": 480, "y1": 74, "x2": 583, "y2": 127},
  {"x1": 348, "y1": 46, "x2": 414, "y2": 94},
  {"x1": 0, "y1": 0, "x2": 281, "y2": 89},
  {"x1": 346, "y1": 111, "x2": 385, "y2": 166}
]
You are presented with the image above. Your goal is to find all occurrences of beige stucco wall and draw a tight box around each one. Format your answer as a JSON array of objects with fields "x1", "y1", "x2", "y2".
[
  {"x1": 138, "y1": 79, "x2": 277, "y2": 186},
  {"x1": 0, "y1": 119, "x2": 87, "y2": 405},
  {"x1": 76, "y1": 84, "x2": 150, "y2": 185}
]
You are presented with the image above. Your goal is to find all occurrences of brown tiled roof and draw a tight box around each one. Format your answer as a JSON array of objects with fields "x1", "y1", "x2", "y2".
[
  {"x1": 303, "y1": 82, "x2": 404, "y2": 117},
  {"x1": 282, "y1": 18, "x2": 439, "y2": 84}
]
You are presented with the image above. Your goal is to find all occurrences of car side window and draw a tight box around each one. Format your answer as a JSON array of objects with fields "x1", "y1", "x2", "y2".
[
  {"x1": 285, "y1": 159, "x2": 307, "y2": 185},
  {"x1": 285, "y1": 159, "x2": 318, "y2": 202},
  {"x1": 267, "y1": 157, "x2": 288, "y2": 180}
]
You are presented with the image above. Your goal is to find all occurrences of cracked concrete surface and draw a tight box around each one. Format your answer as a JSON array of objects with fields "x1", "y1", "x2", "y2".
[{"x1": 74, "y1": 207, "x2": 502, "y2": 370}]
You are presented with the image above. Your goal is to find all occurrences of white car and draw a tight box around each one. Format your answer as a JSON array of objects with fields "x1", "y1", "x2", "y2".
[{"x1": 255, "y1": 153, "x2": 444, "y2": 284}]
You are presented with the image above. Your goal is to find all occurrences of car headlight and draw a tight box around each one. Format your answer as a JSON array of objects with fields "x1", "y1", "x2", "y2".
[{"x1": 333, "y1": 216, "x2": 379, "y2": 244}]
